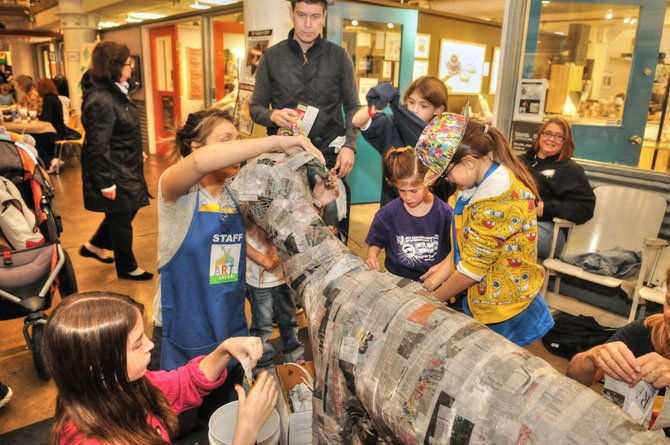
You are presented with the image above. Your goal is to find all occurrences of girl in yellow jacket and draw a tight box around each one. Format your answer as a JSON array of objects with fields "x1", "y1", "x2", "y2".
[{"x1": 416, "y1": 113, "x2": 554, "y2": 347}]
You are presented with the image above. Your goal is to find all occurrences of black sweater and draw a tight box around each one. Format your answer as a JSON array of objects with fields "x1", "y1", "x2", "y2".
[
  {"x1": 522, "y1": 152, "x2": 596, "y2": 224},
  {"x1": 39, "y1": 93, "x2": 67, "y2": 138}
]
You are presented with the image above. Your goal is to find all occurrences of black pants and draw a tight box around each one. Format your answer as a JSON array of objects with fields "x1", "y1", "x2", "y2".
[
  {"x1": 29, "y1": 133, "x2": 56, "y2": 168},
  {"x1": 149, "y1": 325, "x2": 244, "y2": 439},
  {"x1": 89, "y1": 210, "x2": 138, "y2": 274}
]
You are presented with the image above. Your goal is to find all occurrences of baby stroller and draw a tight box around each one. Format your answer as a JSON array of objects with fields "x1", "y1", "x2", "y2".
[{"x1": 0, "y1": 139, "x2": 77, "y2": 380}]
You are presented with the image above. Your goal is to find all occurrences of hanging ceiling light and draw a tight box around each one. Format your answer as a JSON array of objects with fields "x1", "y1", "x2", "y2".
[{"x1": 128, "y1": 12, "x2": 166, "y2": 20}]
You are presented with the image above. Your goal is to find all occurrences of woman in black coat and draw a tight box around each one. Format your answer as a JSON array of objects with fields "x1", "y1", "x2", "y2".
[
  {"x1": 522, "y1": 117, "x2": 596, "y2": 260},
  {"x1": 79, "y1": 41, "x2": 153, "y2": 280}
]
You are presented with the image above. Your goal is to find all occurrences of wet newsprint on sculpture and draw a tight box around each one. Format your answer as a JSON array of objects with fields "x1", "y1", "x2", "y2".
[{"x1": 229, "y1": 152, "x2": 662, "y2": 444}]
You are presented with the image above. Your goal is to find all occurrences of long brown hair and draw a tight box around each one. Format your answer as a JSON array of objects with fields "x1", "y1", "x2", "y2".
[
  {"x1": 644, "y1": 268, "x2": 670, "y2": 358},
  {"x1": 382, "y1": 146, "x2": 427, "y2": 188},
  {"x1": 530, "y1": 116, "x2": 576, "y2": 161},
  {"x1": 171, "y1": 108, "x2": 235, "y2": 163},
  {"x1": 403, "y1": 76, "x2": 449, "y2": 110},
  {"x1": 36, "y1": 78, "x2": 58, "y2": 97},
  {"x1": 44, "y1": 292, "x2": 178, "y2": 445},
  {"x1": 456, "y1": 121, "x2": 539, "y2": 198}
]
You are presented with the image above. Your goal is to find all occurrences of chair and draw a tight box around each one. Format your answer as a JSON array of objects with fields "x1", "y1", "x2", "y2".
[
  {"x1": 542, "y1": 185, "x2": 667, "y2": 327},
  {"x1": 53, "y1": 113, "x2": 84, "y2": 174},
  {"x1": 630, "y1": 238, "x2": 670, "y2": 319}
]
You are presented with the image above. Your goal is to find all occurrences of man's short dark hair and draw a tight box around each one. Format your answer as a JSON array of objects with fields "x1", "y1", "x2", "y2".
[{"x1": 290, "y1": 0, "x2": 330, "y2": 10}]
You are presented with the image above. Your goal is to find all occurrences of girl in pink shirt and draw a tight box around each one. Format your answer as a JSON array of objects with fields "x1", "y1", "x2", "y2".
[{"x1": 43, "y1": 292, "x2": 277, "y2": 445}]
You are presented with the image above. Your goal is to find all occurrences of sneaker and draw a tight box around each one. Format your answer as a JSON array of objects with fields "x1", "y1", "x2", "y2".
[
  {"x1": 294, "y1": 355, "x2": 306, "y2": 366},
  {"x1": 0, "y1": 383, "x2": 13, "y2": 409}
]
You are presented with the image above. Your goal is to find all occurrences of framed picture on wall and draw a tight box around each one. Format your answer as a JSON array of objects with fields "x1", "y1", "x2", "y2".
[
  {"x1": 415, "y1": 34, "x2": 431, "y2": 59},
  {"x1": 438, "y1": 39, "x2": 486, "y2": 95},
  {"x1": 413, "y1": 60, "x2": 429, "y2": 80},
  {"x1": 186, "y1": 48, "x2": 203, "y2": 100},
  {"x1": 384, "y1": 32, "x2": 401, "y2": 61},
  {"x1": 489, "y1": 47, "x2": 500, "y2": 95}
]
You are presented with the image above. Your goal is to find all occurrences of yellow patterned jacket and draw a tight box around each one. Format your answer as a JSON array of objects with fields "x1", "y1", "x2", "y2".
[{"x1": 453, "y1": 165, "x2": 543, "y2": 324}]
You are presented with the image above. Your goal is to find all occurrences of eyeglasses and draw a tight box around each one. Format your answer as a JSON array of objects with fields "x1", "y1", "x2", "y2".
[
  {"x1": 440, "y1": 159, "x2": 460, "y2": 180},
  {"x1": 541, "y1": 130, "x2": 565, "y2": 141},
  {"x1": 123, "y1": 60, "x2": 135, "y2": 69}
]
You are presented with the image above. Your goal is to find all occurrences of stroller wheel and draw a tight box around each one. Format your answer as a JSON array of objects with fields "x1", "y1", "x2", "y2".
[{"x1": 30, "y1": 322, "x2": 49, "y2": 380}]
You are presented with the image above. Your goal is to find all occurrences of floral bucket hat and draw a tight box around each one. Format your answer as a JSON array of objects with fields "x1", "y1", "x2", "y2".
[{"x1": 415, "y1": 112, "x2": 469, "y2": 186}]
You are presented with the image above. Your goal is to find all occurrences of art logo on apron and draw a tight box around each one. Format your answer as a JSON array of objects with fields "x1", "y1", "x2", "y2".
[{"x1": 209, "y1": 236, "x2": 242, "y2": 284}]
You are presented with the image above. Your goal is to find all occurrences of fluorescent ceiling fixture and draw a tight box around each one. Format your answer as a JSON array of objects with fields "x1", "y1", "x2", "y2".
[
  {"x1": 200, "y1": 0, "x2": 237, "y2": 4},
  {"x1": 553, "y1": 31, "x2": 565, "y2": 36},
  {"x1": 351, "y1": 19, "x2": 358, "y2": 26},
  {"x1": 190, "y1": 2, "x2": 211, "y2": 9},
  {"x1": 623, "y1": 17, "x2": 630, "y2": 24},
  {"x1": 541, "y1": 0, "x2": 550, "y2": 3},
  {"x1": 630, "y1": 18, "x2": 637, "y2": 24},
  {"x1": 605, "y1": 12, "x2": 613, "y2": 20},
  {"x1": 128, "y1": 12, "x2": 166, "y2": 20},
  {"x1": 98, "y1": 21, "x2": 120, "y2": 28},
  {"x1": 125, "y1": 17, "x2": 143, "y2": 23},
  {"x1": 387, "y1": 23, "x2": 394, "y2": 29}
]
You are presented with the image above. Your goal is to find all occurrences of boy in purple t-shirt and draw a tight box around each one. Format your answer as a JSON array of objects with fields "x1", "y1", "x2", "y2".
[{"x1": 365, "y1": 146, "x2": 452, "y2": 282}]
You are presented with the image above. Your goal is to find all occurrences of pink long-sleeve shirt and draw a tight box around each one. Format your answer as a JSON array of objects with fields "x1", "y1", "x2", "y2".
[{"x1": 57, "y1": 356, "x2": 227, "y2": 444}]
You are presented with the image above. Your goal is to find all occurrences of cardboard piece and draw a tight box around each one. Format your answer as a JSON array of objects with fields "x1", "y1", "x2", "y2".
[{"x1": 276, "y1": 362, "x2": 314, "y2": 445}]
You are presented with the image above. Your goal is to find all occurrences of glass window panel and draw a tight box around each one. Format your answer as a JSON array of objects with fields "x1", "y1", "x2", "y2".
[
  {"x1": 156, "y1": 35, "x2": 174, "y2": 92},
  {"x1": 342, "y1": 20, "x2": 403, "y2": 106},
  {"x1": 528, "y1": 2, "x2": 639, "y2": 126},
  {"x1": 210, "y1": 13, "x2": 244, "y2": 113},
  {"x1": 641, "y1": 27, "x2": 670, "y2": 172}
]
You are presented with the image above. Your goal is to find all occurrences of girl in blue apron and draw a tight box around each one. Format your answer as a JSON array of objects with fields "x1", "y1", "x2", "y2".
[
  {"x1": 416, "y1": 114, "x2": 554, "y2": 347},
  {"x1": 150, "y1": 109, "x2": 325, "y2": 424}
]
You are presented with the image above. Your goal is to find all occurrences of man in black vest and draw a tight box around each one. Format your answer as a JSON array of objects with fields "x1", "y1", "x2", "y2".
[{"x1": 250, "y1": 0, "x2": 360, "y2": 239}]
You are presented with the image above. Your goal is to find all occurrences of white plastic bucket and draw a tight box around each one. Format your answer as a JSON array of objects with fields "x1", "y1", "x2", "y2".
[{"x1": 208, "y1": 400, "x2": 280, "y2": 445}]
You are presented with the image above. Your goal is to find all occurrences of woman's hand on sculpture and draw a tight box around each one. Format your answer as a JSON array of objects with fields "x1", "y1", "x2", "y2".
[
  {"x1": 537, "y1": 200, "x2": 544, "y2": 217},
  {"x1": 278, "y1": 135, "x2": 326, "y2": 165}
]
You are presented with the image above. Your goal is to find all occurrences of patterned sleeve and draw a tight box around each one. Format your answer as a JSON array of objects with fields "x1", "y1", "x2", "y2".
[{"x1": 457, "y1": 200, "x2": 522, "y2": 280}]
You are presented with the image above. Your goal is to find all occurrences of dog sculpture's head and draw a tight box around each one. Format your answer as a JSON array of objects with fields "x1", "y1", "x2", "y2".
[{"x1": 228, "y1": 152, "x2": 342, "y2": 286}]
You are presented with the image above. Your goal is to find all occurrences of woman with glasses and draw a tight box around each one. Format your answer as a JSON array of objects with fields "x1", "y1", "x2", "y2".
[
  {"x1": 522, "y1": 117, "x2": 595, "y2": 260},
  {"x1": 79, "y1": 41, "x2": 153, "y2": 280}
]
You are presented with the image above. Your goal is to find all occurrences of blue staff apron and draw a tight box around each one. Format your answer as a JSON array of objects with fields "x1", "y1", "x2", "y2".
[
  {"x1": 159, "y1": 187, "x2": 248, "y2": 370},
  {"x1": 452, "y1": 163, "x2": 554, "y2": 346}
]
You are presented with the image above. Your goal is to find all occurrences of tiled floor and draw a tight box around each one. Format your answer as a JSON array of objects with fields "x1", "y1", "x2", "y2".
[{"x1": 0, "y1": 154, "x2": 571, "y2": 435}]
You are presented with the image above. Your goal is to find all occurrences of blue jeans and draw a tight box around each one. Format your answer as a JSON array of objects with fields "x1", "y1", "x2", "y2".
[
  {"x1": 537, "y1": 221, "x2": 566, "y2": 260},
  {"x1": 246, "y1": 283, "x2": 304, "y2": 369}
]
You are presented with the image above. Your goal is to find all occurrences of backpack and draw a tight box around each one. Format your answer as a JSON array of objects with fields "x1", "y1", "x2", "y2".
[
  {"x1": 0, "y1": 175, "x2": 44, "y2": 250},
  {"x1": 541, "y1": 313, "x2": 617, "y2": 360}
]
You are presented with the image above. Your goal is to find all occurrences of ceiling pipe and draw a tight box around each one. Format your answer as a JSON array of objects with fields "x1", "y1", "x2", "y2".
[{"x1": 0, "y1": 29, "x2": 62, "y2": 38}]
